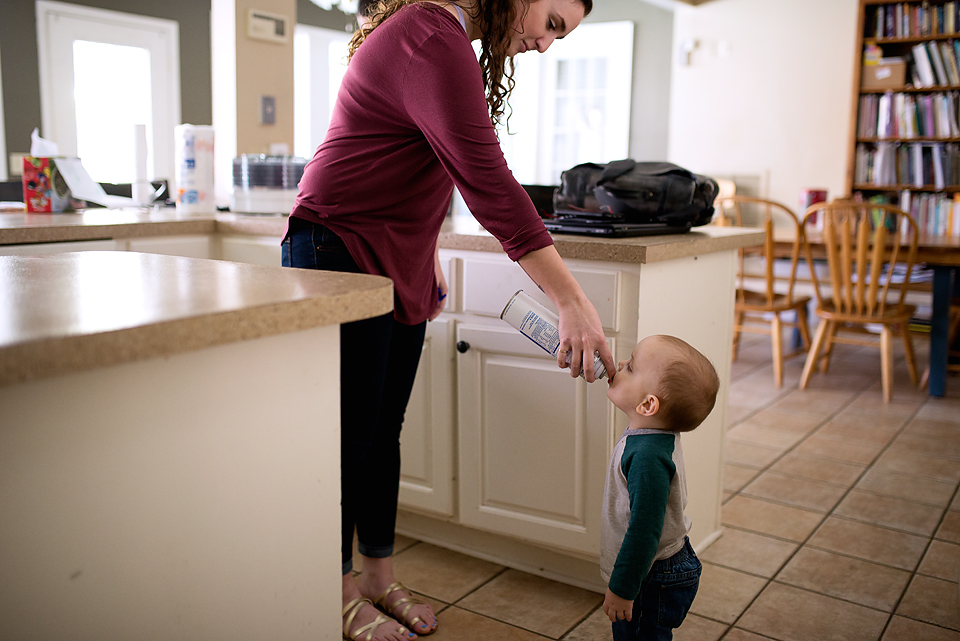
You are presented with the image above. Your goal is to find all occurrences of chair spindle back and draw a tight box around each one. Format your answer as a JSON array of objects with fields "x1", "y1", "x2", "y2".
[{"x1": 801, "y1": 202, "x2": 919, "y2": 321}]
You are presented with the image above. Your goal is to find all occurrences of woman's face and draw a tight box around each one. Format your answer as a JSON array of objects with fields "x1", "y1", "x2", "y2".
[{"x1": 509, "y1": 0, "x2": 585, "y2": 56}]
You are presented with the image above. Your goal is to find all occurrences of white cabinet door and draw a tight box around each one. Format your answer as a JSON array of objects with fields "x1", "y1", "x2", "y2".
[
  {"x1": 456, "y1": 322, "x2": 614, "y2": 555},
  {"x1": 399, "y1": 317, "x2": 456, "y2": 518}
]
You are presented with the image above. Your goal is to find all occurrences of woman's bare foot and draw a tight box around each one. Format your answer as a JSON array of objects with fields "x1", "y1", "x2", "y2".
[
  {"x1": 343, "y1": 574, "x2": 415, "y2": 641},
  {"x1": 357, "y1": 556, "x2": 438, "y2": 636}
]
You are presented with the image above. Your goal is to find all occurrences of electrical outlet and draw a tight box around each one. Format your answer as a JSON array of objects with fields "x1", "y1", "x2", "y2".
[{"x1": 260, "y1": 95, "x2": 276, "y2": 125}]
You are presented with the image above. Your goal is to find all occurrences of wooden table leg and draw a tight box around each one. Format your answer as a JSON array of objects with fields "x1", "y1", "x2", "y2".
[{"x1": 928, "y1": 265, "x2": 956, "y2": 397}]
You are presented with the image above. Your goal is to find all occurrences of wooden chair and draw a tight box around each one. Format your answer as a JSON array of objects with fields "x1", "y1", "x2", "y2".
[
  {"x1": 799, "y1": 201, "x2": 920, "y2": 402},
  {"x1": 723, "y1": 196, "x2": 812, "y2": 387}
]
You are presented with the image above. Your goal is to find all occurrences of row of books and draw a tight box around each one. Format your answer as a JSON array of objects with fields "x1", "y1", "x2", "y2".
[
  {"x1": 908, "y1": 39, "x2": 960, "y2": 87},
  {"x1": 868, "y1": 190, "x2": 960, "y2": 238},
  {"x1": 872, "y1": 2, "x2": 959, "y2": 39},
  {"x1": 858, "y1": 91, "x2": 960, "y2": 138},
  {"x1": 854, "y1": 141, "x2": 960, "y2": 189}
]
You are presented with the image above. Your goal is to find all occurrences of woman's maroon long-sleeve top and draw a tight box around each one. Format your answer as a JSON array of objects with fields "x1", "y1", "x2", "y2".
[{"x1": 288, "y1": 2, "x2": 553, "y2": 324}]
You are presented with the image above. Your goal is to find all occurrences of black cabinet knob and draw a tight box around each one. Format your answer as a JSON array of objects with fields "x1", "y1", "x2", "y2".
[{"x1": 456, "y1": 340, "x2": 470, "y2": 353}]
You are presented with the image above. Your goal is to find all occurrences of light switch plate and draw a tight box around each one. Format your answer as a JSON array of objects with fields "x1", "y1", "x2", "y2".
[{"x1": 260, "y1": 96, "x2": 276, "y2": 125}]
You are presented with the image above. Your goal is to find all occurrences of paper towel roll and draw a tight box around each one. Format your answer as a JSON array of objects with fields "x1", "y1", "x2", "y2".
[
  {"x1": 132, "y1": 124, "x2": 152, "y2": 206},
  {"x1": 174, "y1": 124, "x2": 215, "y2": 214}
]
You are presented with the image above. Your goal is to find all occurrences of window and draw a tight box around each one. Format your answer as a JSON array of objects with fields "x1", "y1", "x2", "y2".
[
  {"x1": 36, "y1": 1, "x2": 180, "y2": 184},
  {"x1": 294, "y1": 24, "x2": 351, "y2": 159},
  {"x1": 498, "y1": 21, "x2": 634, "y2": 186}
]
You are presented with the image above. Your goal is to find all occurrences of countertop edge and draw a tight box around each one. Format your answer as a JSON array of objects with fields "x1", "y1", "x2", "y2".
[
  {"x1": 0, "y1": 283, "x2": 393, "y2": 388},
  {"x1": 2, "y1": 213, "x2": 766, "y2": 264}
]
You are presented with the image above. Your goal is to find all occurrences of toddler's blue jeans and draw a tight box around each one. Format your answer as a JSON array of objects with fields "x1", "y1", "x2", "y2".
[{"x1": 611, "y1": 537, "x2": 701, "y2": 641}]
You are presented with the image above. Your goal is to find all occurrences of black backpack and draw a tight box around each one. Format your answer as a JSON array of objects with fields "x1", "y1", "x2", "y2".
[{"x1": 553, "y1": 160, "x2": 719, "y2": 230}]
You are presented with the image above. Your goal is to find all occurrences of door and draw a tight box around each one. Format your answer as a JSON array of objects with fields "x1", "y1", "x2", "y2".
[
  {"x1": 35, "y1": 1, "x2": 181, "y2": 185},
  {"x1": 456, "y1": 323, "x2": 615, "y2": 555}
]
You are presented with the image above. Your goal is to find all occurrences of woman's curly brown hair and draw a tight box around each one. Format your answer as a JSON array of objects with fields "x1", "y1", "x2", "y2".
[{"x1": 347, "y1": 0, "x2": 591, "y2": 130}]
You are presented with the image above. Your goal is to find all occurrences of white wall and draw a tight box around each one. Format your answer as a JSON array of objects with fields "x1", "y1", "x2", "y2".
[
  {"x1": 0, "y1": 38, "x2": 6, "y2": 181},
  {"x1": 667, "y1": 0, "x2": 859, "y2": 211}
]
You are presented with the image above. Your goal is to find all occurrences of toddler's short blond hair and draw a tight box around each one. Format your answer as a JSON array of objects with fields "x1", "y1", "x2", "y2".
[{"x1": 654, "y1": 335, "x2": 720, "y2": 432}]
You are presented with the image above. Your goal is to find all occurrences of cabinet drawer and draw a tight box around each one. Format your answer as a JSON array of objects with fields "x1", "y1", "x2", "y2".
[{"x1": 461, "y1": 256, "x2": 620, "y2": 331}]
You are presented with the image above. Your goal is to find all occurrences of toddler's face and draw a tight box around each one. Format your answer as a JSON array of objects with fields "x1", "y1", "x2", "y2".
[{"x1": 606, "y1": 336, "x2": 662, "y2": 416}]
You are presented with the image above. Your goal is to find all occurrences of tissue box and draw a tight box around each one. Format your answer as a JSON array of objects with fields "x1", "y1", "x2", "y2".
[{"x1": 22, "y1": 156, "x2": 73, "y2": 212}]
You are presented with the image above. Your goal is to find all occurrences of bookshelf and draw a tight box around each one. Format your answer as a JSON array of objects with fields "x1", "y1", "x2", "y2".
[{"x1": 850, "y1": 0, "x2": 960, "y2": 237}]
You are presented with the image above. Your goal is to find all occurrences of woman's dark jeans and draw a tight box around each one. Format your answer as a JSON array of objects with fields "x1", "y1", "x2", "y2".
[
  {"x1": 282, "y1": 217, "x2": 426, "y2": 575},
  {"x1": 611, "y1": 537, "x2": 701, "y2": 641}
]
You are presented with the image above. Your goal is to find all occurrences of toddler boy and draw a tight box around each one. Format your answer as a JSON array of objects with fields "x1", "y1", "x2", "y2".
[{"x1": 601, "y1": 334, "x2": 719, "y2": 641}]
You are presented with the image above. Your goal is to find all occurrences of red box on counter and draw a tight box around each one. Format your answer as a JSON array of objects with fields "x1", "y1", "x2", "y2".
[{"x1": 22, "y1": 156, "x2": 74, "y2": 212}]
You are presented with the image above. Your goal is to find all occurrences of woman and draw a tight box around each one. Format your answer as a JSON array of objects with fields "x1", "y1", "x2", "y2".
[{"x1": 282, "y1": 0, "x2": 609, "y2": 638}]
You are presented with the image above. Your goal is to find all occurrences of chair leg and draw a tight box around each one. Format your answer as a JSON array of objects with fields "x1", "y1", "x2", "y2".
[
  {"x1": 771, "y1": 314, "x2": 784, "y2": 387},
  {"x1": 820, "y1": 321, "x2": 838, "y2": 374},
  {"x1": 880, "y1": 326, "x2": 893, "y2": 403},
  {"x1": 900, "y1": 322, "x2": 919, "y2": 386},
  {"x1": 800, "y1": 318, "x2": 830, "y2": 390},
  {"x1": 732, "y1": 311, "x2": 744, "y2": 361},
  {"x1": 796, "y1": 304, "x2": 812, "y2": 349}
]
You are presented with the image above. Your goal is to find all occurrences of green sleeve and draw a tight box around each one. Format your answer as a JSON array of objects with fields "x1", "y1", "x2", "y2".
[{"x1": 607, "y1": 433, "x2": 676, "y2": 601}]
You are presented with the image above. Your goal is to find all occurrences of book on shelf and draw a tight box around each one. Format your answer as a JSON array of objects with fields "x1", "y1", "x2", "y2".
[
  {"x1": 928, "y1": 41, "x2": 950, "y2": 85},
  {"x1": 912, "y1": 43, "x2": 937, "y2": 87},
  {"x1": 942, "y1": 41, "x2": 960, "y2": 84}
]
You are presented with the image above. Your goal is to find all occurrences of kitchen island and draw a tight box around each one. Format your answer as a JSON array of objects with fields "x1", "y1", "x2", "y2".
[
  {"x1": 0, "y1": 249, "x2": 392, "y2": 640},
  {"x1": 0, "y1": 207, "x2": 765, "y2": 594}
]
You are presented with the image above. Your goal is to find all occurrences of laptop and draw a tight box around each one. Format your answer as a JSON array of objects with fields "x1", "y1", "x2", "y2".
[
  {"x1": 522, "y1": 184, "x2": 691, "y2": 238},
  {"x1": 543, "y1": 215, "x2": 692, "y2": 238}
]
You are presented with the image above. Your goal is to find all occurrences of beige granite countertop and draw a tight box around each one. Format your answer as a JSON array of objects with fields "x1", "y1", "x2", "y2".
[
  {"x1": 437, "y1": 215, "x2": 765, "y2": 262},
  {"x1": 0, "y1": 207, "x2": 765, "y2": 263},
  {"x1": 0, "y1": 251, "x2": 393, "y2": 387}
]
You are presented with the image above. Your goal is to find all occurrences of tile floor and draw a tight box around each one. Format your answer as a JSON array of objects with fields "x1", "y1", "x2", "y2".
[{"x1": 363, "y1": 331, "x2": 960, "y2": 641}]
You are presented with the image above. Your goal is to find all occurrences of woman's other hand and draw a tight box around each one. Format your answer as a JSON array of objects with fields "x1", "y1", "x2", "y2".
[{"x1": 429, "y1": 241, "x2": 448, "y2": 321}]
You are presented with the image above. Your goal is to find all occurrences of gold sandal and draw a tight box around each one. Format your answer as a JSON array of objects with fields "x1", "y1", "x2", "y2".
[
  {"x1": 343, "y1": 597, "x2": 408, "y2": 641},
  {"x1": 373, "y1": 581, "x2": 436, "y2": 635}
]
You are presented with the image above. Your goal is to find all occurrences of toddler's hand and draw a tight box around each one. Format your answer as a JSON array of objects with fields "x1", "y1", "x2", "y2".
[{"x1": 603, "y1": 588, "x2": 633, "y2": 622}]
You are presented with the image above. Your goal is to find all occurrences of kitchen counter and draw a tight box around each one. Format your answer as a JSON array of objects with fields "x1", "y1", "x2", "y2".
[
  {"x1": 0, "y1": 250, "x2": 392, "y2": 640},
  {"x1": 0, "y1": 250, "x2": 393, "y2": 386},
  {"x1": 0, "y1": 207, "x2": 766, "y2": 264}
]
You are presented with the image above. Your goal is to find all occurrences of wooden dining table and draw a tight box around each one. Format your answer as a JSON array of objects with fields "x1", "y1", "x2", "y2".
[{"x1": 773, "y1": 232, "x2": 960, "y2": 397}]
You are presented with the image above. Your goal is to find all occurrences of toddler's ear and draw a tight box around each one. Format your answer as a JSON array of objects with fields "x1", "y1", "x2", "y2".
[{"x1": 635, "y1": 394, "x2": 660, "y2": 417}]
